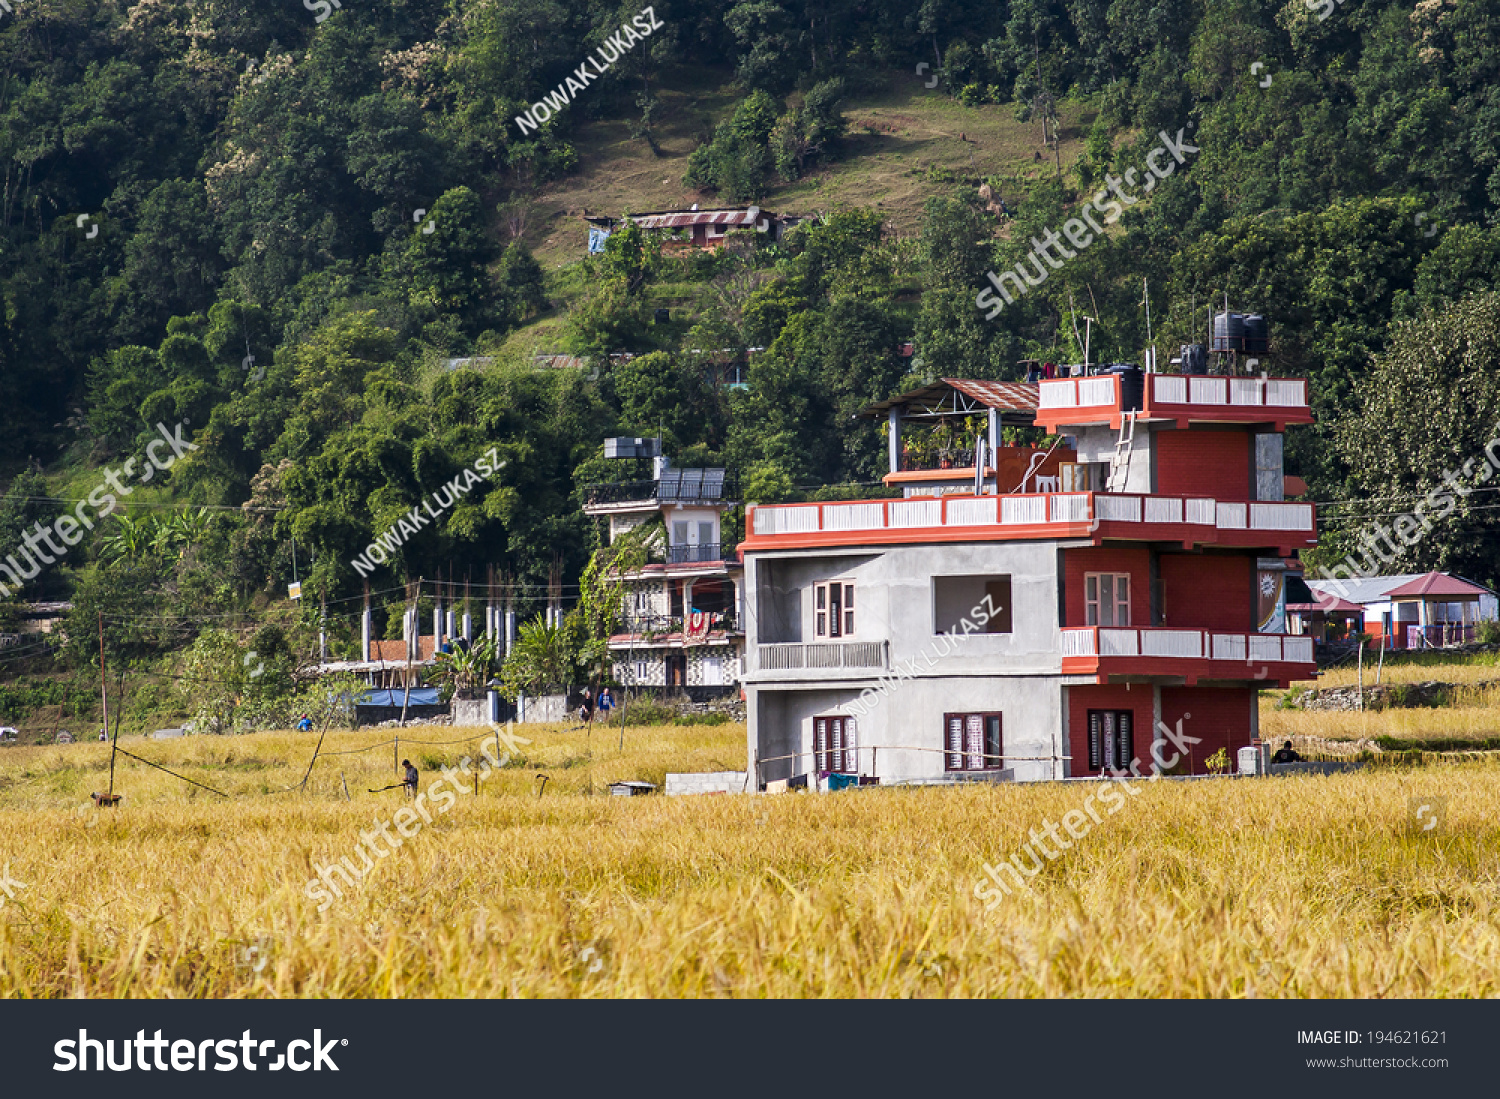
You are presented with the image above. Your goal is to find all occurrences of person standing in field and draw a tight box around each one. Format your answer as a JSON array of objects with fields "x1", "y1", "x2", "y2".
[
  {"x1": 401, "y1": 758, "x2": 418, "y2": 798},
  {"x1": 1272, "y1": 740, "x2": 1303, "y2": 764},
  {"x1": 598, "y1": 687, "x2": 614, "y2": 715}
]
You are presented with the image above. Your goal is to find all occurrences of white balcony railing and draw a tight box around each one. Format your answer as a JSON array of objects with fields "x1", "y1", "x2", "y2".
[
  {"x1": 756, "y1": 641, "x2": 886, "y2": 673},
  {"x1": 750, "y1": 492, "x2": 1315, "y2": 541},
  {"x1": 1061, "y1": 628, "x2": 1316, "y2": 667},
  {"x1": 1040, "y1": 374, "x2": 1310, "y2": 417}
]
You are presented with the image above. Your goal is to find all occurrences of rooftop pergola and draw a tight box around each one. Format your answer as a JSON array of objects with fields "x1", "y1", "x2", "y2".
[{"x1": 858, "y1": 378, "x2": 1041, "y2": 476}]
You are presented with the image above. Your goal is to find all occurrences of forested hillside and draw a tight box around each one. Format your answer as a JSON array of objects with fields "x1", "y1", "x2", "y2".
[{"x1": 2, "y1": 0, "x2": 1500, "y2": 721}]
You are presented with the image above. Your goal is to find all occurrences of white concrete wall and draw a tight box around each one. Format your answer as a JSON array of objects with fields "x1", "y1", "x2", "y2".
[
  {"x1": 1072, "y1": 424, "x2": 1155, "y2": 494},
  {"x1": 666, "y1": 771, "x2": 748, "y2": 795},
  {"x1": 745, "y1": 541, "x2": 1070, "y2": 785}
]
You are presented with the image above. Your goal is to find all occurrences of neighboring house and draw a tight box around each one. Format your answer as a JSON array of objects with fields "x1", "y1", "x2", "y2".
[
  {"x1": 741, "y1": 370, "x2": 1320, "y2": 787},
  {"x1": 584, "y1": 207, "x2": 800, "y2": 253},
  {"x1": 583, "y1": 443, "x2": 745, "y2": 700},
  {"x1": 1302, "y1": 572, "x2": 1498, "y2": 649}
]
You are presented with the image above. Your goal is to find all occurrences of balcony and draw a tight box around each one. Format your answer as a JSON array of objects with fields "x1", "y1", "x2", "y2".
[
  {"x1": 753, "y1": 640, "x2": 888, "y2": 677},
  {"x1": 744, "y1": 491, "x2": 1315, "y2": 553},
  {"x1": 667, "y1": 541, "x2": 727, "y2": 565},
  {"x1": 611, "y1": 610, "x2": 739, "y2": 646},
  {"x1": 582, "y1": 470, "x2": 740, "y2": 511},
  {"x1": 1060, "y1": 627, "x2": 1316, "y2": 685},
  {"x1": 1035, "y1": 373, "x2": 1313, "y2": 432},
  {"x1": 583, "y1": 479, "x2": 661, "y2": 507}
]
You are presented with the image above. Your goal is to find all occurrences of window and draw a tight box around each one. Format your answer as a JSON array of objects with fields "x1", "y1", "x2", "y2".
[
  {"x1": 672, "y1": 520, "x2": 689, "y2": 546},
  {"x1": 1087, "y1": 710, "x2": 1134, "y2": 772},
  {"x1": 633, "y1": 658, "x2": 651, "y2": 682},
  {"x1": 933, "y1": 575, "x2": 1012, "y2": 634},
  {"x1": 697, "y1": 521, "x2": 714, "y2": 545},
  {"x1": 815, "y1": 582, "x2": 855, "y2": 638},
  {"x1": 1085, "y1": 572, "x2": 1131, "y2": 626},
  {"x1": 701, "y1": 656, "x2": 724, "y2": 685},
  {"x1": 814, "y1": 715, "x2": 857, "y2": 773},
  {"x1": 945, "y1": 713, "x2": 1003, "y2": 771}
]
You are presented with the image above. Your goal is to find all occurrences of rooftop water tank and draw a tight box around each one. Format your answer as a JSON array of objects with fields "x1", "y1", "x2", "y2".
[
  {"x1": 1211, "y1": 312, "x2": 1245, "y2": 353},
  {"x1": 1180, "y1": 343, "x2": 1208, "y2": 375},
  {"x1": 1242, "y1": 314, "x2": 1269, "y2": 354}
]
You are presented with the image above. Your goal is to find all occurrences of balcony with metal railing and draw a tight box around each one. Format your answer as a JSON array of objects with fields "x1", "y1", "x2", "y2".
[
  {"x1": 666, "y1": 541, "x2": 728, "y2": 565},
  {"x1": 582, "y1": 470, "x2": 740, "y2": 511}
]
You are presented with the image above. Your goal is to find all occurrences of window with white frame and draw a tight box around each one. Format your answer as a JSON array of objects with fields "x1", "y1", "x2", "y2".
[
  {"x1": 814, "y1": 581, "x2": 855, "y2": 638},
  {"x1": 701, "y1": 656, "x2": 724, "y2": 685},
  {"x1": 633, "y1": 658, "x2": 650, "y2": 682},
  {"x1": 944, "y1": 713, "x2": 1002, "y2": 771},
  {"x1": 1085, "y1": 572, "x2": 1131, "y2": 627},
  {"x1": 813, "y1": 715, "x2": 857, "y2": 773}
]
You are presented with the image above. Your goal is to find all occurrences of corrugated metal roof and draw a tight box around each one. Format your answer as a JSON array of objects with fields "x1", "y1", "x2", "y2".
[
  {"x1": 859, "y1": 378, "x2": 1040, "y2": 420},
  {"x1": 943, "y1": 378, "x2": 1043, "y2": 412},
  {"x1": 1306, "y1": 575, "x2": 1420, "y2": 604},
  {"x1": 1383, "y1": 571, "x2": 1491, "y2": 599},
  {"x1": 1287, "y1": 594, "x2": 1363, "y2": 613},
  {"x1": 629, "y1": 207, "x2": 763, "y2": 230}
]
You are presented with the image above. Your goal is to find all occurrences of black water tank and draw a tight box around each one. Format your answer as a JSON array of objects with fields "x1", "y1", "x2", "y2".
[
  {"x1": 1108, "y1": 363, "x2": 1144, "y2": 411},
  {"x1": 1180, "y1": 344, "x2": 1208, "y2": 375},
  {"x1": 1211, "y1": 312, "x2": 1245, "y2": 352},
  {"x1": 654, "y1": 308, "x2": 670, "y2": 324},
  {"x1": 1242, "y1": 314, "x2": 1269, "y2": 354}
]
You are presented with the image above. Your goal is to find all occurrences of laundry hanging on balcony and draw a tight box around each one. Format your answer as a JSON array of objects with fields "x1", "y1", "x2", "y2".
[{"x1": 686, "y1": 611, "x2": 713, "y2": 643}]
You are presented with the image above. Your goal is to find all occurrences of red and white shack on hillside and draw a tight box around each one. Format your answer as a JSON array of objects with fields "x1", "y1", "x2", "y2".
[{"x1": 739, "y1": 370, "x2": 1318, "y2": 786}]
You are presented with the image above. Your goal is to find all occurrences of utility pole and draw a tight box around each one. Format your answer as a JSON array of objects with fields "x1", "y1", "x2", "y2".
[
  {"x1": 400, "y1": 578, "x2": 419, "y2": 726},
  {"x1": 100, "y1": 613, "x2": 118, "y2": 801}
]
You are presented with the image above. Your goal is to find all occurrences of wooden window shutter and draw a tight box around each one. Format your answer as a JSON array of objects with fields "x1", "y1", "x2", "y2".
[
  {"x1": 1088, "y1": 711, "x2": 1103, "y2": 770},
  {"x1": 946, "y1": 714, "x2": 964, "y2": 770},
  {"x1": 843, "y1": 717, "x2": 857, "y2": 773}
]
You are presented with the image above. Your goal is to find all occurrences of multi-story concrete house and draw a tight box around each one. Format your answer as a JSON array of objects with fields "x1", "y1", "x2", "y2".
[
  {"x1": 740, "y1": 372, "x2": 1319, "y2": 786},
  {"x1": 583, "y1": 444, "x2": 744, "y2": 700}
]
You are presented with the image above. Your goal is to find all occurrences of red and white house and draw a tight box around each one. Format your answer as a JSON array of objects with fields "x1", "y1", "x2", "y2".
[{"x1": 739, "y1": 371, "x2": 1318, "y2": 785}]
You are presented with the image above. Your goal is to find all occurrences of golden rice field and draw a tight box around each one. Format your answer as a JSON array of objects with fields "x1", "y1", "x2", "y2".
[
  {"x1": 4, "y1": 710, "x2": 1500, "y2": 998},
  {"x1": 1263, "y1": 652, "x2": 1500, "y2": 744}
]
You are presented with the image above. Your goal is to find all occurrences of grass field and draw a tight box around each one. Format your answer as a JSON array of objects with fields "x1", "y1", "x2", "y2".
[
  {"x1": 519, "y1": 68, "x2": 1091, "y2": 272},
  {"x1": 4, "y1": 709, "x2": 1500, "y2": 998}
]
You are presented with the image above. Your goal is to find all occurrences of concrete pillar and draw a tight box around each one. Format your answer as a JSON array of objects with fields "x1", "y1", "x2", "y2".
[
  {"x1": 887, "y1": 405, "x2": 901, "y2": 475},
  {"x1": 1151, "y1": 684, "x2": 1164, "y2": 777},
  {"x1": 362, "y1": 606, "x2": 372, "y2": 662},
  {"x1": 988, "y1": 408, "x2": 1000, "y2": 494},
  {"x1": 462, "y1": 611, "x2": 472, "y2": 642}
]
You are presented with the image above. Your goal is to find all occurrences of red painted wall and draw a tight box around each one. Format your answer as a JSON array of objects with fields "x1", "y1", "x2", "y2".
[
  {"x1": 1158, "y1": 553, "x2": 1252, "y2": 631},
  {"x1": 1064, "y1": 546, "x2": 1151, "y2": 627},
  {"x1": 1155, "y1": 429, "x2": 1251, "y2": 498},
  {"x1": 1160, "y1": 686, "x2": 1254, "y2": 775},
  {"x1": 1067, "y1": 683, "x2": 1154, "y2": 777}
]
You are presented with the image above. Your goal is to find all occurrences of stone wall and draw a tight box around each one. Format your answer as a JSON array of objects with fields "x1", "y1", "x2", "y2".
[{"x1": 665, "y1": 771, "x2": 749, "y2": 796}]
